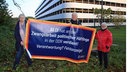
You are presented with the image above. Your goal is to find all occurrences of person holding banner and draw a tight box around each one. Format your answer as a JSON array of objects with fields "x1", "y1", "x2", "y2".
[
  {"x1": 95, "y1": 22, "x2": 113, "y2": 69},
  {"x1": 69, "y1": 12, "x2": 81, "y2": 25},
  {"x1": 12, "y1": 14, "x2": 32, "y2": 70}
]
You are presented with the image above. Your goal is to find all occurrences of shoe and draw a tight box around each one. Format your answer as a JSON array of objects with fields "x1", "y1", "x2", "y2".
[
  {"x1": 12, "y1": 64, "x2": 18, "y2": 70},
  {"x1": 12, "y1": 66, "x2": 16, "y2": 70},
  {"x1": 99, "y1": 63, "x2": 102, "y2": 66},
  {"x1": 28, "y1": 63, "x2": 32, "y2": 67},
  {"x1": 104, "y1": 65, "x2": 108, "y2": 69}
]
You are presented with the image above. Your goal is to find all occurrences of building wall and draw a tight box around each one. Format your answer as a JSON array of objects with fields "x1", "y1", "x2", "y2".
[{"x1": 35, "y1": 0, "x2": 126, "y2": 26}]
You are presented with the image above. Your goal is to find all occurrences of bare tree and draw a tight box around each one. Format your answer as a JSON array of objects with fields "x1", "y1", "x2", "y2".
[{"x1": 12, "y1": 0, "x2": 24, "y2": 14}]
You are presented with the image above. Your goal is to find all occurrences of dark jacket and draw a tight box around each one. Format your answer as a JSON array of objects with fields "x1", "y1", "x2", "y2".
[
  {"x1": 70, "y1": 19, "x2": 81, "y2": 25},
  {"x1": 14, "y1": 20, "x2": 27, "y2": 51}
]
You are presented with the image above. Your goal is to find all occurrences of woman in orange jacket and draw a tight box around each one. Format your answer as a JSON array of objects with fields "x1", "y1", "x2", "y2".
[{"x1": 95, "y1": 22, "x2": 113, "y2": 69}]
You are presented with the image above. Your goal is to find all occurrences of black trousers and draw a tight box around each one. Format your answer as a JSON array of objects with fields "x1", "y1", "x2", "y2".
[{"x1": 98, "y1": 51, "x2": 108, "y2": 68}]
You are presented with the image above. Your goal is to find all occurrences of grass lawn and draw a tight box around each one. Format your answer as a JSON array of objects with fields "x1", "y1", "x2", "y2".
[{"x1": 0, "y1": 24, "x2": 126, "y2": 72}]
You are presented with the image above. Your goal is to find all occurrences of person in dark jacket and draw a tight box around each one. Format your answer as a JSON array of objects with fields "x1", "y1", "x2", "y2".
[
  {"x1": 12, "y1": 14, "x2": 32, "y2": 70},
  {"x1": 69, "y1": 12, "x2": 81, "y2": 25},
  {"x1": 95, "y1": 22, "x2": 113, "y2": 69}
]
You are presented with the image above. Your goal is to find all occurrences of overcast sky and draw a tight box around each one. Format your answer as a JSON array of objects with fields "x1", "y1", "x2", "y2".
[{"x1": 6, "y1": 0, "x2": 43, "y2": 17}]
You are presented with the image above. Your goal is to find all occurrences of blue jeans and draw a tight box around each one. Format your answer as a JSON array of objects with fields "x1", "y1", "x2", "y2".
[{"x1": 13, "y1": 46, "x2": 32, "y2": 67}]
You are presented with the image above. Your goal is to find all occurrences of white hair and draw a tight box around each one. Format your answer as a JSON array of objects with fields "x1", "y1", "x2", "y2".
[
  {"x1": 102, "y1": 22, "x2": 107, "y2": 26},
  {"x1": 72, "y1": 12, "x2": 78, "y2": 16},
  {"x1": 101, "y1": 22, "x2": 107, "y2": 29},
  {"x1": 19, "y1": 14, "x2": 25, "y2": 18}
]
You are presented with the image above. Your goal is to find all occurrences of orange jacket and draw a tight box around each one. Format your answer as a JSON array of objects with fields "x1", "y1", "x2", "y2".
[{"x1": 95, "y1": 29, "x2": 113, "y2": 52}]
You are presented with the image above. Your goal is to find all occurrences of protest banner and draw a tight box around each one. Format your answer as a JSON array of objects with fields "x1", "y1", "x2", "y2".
[{"x1": 25, "y1": 19, "x2": 96, "y2": 63}]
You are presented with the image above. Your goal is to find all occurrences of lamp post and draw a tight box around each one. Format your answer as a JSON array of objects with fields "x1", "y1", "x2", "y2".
[{"x1": 100, "y1": 0, "x2": 103, "y2": 25}]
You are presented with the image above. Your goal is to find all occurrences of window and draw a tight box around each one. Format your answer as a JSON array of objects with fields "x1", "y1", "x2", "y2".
[
  {"x1": 63, "y1": 0, "x2": 74, "y2": 3},
  {"x1": 104, "y1": 19, "x2": 110, "y2": 23},
  {"x1": 63, "y1": 9, "x2": 66, "y2": 13},
  {"x1": 83, "y1": 19, "x2": 88, "y2": 23},
  {"x1": 106, "y1": 2, "x2": 110, "y2": 6},
  {"x1": 88, "y1": 9, "x2": 93, "y2": 13},
  {"x1": 65, "y1": 18, "x2": 70, "y2": 23},
  {"x1": 116, "y1": 3, "x2": 120, "y2": 7},
  {"x1": 88, "y1": 19, "x2": 93, "y2": 23},
  {"x1": 83, "y1": 0, "x2": 88, "y2": 3},
  {"x1": 94, "y1": 19, "x2": 99, "y2": 22},
  {"x1": 76, "y1": 8, "x2": 82, "y2": 13},
  {"x1": 99, "y1": 1, "x2": 105, "y2": 5},
  {"x1": 65, "y1": 8, "x2": 71, "y2": 13},
  {"x1": 111, "y1": 2, "x2": 115, "y2": 6},
  {"x1": 83, "y1": 9, "x2": 88, "y2": 13},
  {"x1": 111, "y1": 11, "x2": 115, "y2": 14},
  {"x1": 76, "y1": 0, "x2": 82, "y2": 3},
  {"x1": 89, "y1": 0, "x2": 94, "y2": 4},
  {"x1": 121, "y1": 4, "x2": 126, "y2": 7},
  {"x1": 123, "y1": 12, "x2": 126, "y2": 15},
  {"x1": 95, "y1": 0, "x2": 99, "y2": 5}
]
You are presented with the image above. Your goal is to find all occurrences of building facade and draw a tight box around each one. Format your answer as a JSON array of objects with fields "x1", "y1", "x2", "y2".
[{"x1": 35, "y1": 0, "x2": 126, "y2": 26}]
